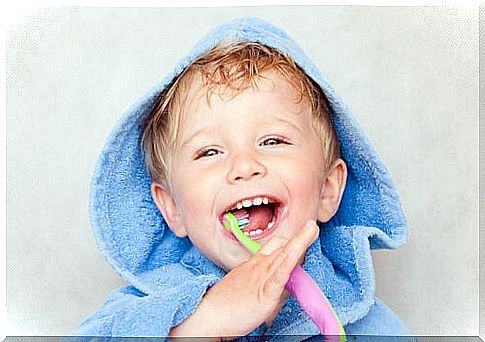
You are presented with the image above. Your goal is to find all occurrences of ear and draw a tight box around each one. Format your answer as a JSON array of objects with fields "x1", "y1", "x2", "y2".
[
  {"x1": 317, "y1": 158, "x2": 348, "y2": 223},
  {"x1": 151, "y1": 182, "x2": 187, "y2": 238}
]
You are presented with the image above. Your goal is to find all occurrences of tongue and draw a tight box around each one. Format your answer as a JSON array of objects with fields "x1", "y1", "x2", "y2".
[{"x1": 233, "y1": 205, "x2": 273, "y2": 231}]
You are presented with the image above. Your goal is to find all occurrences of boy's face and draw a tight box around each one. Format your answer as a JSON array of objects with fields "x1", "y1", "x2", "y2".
[{"x1": 153, "y1": 70, "x2": 342, "y2": 271}]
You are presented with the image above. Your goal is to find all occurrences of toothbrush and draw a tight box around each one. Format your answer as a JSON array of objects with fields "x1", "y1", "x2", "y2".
[{"x1": 223, "y1": 212, "x2": 346, "y2": 341}]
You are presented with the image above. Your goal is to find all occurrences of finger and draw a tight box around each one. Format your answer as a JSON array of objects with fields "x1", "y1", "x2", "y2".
[
  {"x1": 249, "y1": 236, "x2": 287, "y2": 269},
  {"x1": 263, "y1": 251, "x2": 297, "y2": 297},
  {"x1": 268, "y1": 220, "x2": 319, "y2": 274},
  {"x1": 257, "y1": 236, "x2": 289, "y2": 256},
  {"x1": 256, "y1": 218, "x2": 317, "y2": 257},
  {"x1": 262, "y1": 249, "x2": 307, "y2": 298},
  {"x1": 263, "y1": 221, "x2": 319, "y2": 296},
  {"x1": 285, "y1": 220, "x2": 319, "y2": 257}
]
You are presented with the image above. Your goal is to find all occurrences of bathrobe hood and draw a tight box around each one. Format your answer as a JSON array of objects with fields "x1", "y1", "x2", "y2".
[{"x1": 90, "y1": 17, "x2": 407, "y2": 329}]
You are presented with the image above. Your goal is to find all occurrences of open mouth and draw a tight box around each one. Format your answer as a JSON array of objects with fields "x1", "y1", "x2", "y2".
[{"x1": 220, "y1": 195, "x2": 282, "y2": 240}]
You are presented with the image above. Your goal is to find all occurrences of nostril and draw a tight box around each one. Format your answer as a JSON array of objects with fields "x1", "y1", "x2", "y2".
[
  {"x1": 227, "y1": 155, "x2": 267, "y2": 183},
  {"x1": 233, "y1": 170, "x2": 262, "y2": 182}
]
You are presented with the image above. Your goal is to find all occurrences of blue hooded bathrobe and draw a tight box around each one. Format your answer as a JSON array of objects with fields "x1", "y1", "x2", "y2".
[{"x1": 75, "y1": 17, "x2": 411, "y2": 338}]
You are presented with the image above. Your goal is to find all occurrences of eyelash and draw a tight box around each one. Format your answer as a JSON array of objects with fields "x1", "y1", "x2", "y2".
[
  {"x1": 259, "y1": 136, "x2": 290, "y2": 146},
  {"x1": 195, "y1": 147, "x2": 221, "y2": 159},
  {"x1": 194, "y1": 136, "x2": 291, "y2": 160}
]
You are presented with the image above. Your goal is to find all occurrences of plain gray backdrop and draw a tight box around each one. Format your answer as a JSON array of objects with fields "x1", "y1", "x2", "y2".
[{"x1": 6, "y1": 6, "x2": 479, "y2": 336}]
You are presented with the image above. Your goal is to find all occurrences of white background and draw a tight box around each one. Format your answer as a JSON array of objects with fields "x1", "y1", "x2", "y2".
[{"x1": 6, "y1": 6, "x2": 479, "y2": 336}]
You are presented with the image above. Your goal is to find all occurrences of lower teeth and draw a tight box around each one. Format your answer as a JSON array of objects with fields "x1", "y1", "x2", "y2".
[
  {"x1": 237, "y1": 222, "x2": 264, "y2": 237},
  {"x1": 268, "y1": 220, "x2": 275, "y2": 229},
  {"x1": 244, "y1": 229, "x2": 264, "y2": 237},
  {"x1": 237, "y1": 214, "x2": 276, "y2": 238}
]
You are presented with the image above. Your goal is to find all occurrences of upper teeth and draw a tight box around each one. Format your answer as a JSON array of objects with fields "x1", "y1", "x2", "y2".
[{"x1": 235, "y1": 197, "x2": 270, "y2": 210}]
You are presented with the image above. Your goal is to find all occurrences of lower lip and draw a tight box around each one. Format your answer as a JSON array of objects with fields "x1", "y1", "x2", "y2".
[{"x1": 220, "y1": 205, "x2": 283, "y2": 243}]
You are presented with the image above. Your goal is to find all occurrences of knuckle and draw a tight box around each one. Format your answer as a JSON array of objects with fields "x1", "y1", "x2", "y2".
[
  {"x1": 287, "y1": 240, "x2": 304, "y2": 255},
  {"x1": 262, "y1": 275, "x2": 279, "y2": 298}
]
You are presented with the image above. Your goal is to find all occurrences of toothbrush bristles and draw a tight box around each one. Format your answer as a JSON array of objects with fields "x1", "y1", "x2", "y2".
[{"x1": 238, "y1": 218, "x2": 249, "y2": 226}]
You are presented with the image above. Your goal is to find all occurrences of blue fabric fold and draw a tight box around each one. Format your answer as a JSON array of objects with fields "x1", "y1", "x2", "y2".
[{"x1": 76, "y1": 16, "x2": 409, "y2": 337}]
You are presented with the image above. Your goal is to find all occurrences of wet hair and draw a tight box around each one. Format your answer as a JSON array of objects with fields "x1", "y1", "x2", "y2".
[{"x1": 142, "y1": 41, "x2": 340, "y2": 189}]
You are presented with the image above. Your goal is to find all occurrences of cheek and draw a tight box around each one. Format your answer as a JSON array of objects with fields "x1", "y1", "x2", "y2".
[
  {"x1": 284, "y1": 154, "x2": 324, "y2": 189},
  {"x1": 172, "y1": 169, "x2": 221, "y2": 223},
  {"x1": 172, "y1": 161, "x2": 205, "y2": 198},
  {"x1": 295, "y1": 175, "x2": 323, "y2": 212},
  {"x1": 282, "y1": 157, "x2": 325, "y2": 214}
]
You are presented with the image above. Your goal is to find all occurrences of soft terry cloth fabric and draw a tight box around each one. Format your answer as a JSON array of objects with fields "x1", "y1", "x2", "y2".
[{"x1": 76, "y1": 17, "x2": 409, "y2": 338}]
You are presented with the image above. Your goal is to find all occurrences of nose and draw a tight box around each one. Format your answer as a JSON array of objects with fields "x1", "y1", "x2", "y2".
[{"x1": 226, "y1": 152, "x2": 267, "y2": 184}]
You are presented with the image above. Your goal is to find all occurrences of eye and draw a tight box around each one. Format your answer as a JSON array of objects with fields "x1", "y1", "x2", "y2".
[
  {"x1": 195, "y1": 147, "x2": 222, "y2": 160},
  {"x1": 260, "y1": 136, "x2": 290, "y2": 146}
]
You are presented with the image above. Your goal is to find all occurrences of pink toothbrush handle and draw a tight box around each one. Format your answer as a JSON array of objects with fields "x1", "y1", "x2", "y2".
[{"x1": 285, "y1": 264, "x2": 342, "y2": 336}]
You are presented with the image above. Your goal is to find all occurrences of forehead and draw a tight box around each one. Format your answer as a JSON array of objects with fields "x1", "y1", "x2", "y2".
[{"x1": 179, "y1": 69, "x2": 310, "y2": 126}]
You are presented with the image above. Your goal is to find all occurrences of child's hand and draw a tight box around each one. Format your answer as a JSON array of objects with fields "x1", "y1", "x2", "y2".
[{"x1": 169, "y1": 220, "x2": 319, "y2": 339}]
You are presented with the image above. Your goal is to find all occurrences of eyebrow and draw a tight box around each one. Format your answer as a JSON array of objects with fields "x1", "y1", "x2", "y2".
[
  {"x1": 181, "y1": 127, "x2": 217, "y2": 148},
  {"x1": 272, "y1": 117, "x2": 303, "y2": 133}
]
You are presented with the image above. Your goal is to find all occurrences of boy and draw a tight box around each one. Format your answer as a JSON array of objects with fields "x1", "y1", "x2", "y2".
[{"x1": 76, "y1": 17, "x2": 409, "y2": 338}]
